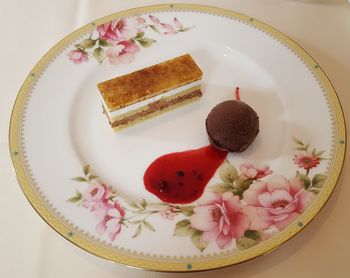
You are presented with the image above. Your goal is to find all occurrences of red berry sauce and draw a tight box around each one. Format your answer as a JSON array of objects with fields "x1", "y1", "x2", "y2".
[{"x1": 143, "y1": 145, "x2": 227, "y2": 204}]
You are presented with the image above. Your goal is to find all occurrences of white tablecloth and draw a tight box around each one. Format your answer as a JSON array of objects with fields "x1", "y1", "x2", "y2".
[{"x1": 1, "y1": 0, "x2": 349, "y2": 277}]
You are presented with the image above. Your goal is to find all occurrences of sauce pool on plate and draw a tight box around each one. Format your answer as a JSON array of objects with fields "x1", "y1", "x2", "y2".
[{"x1": 143, "y1": 145, "x2": 227, "y2": 204}]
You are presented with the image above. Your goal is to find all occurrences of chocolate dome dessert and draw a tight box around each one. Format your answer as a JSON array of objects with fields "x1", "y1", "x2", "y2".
[{"x1": 206, "y1": 100, "x2": 259, "y2": 152}]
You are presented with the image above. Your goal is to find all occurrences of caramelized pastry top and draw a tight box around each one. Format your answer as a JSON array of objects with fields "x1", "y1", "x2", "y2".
[{"x1": 97, "y1": 54, "x2": 203, "y2": 111}]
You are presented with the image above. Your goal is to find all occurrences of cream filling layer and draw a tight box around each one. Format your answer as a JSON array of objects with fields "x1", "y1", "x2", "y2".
[{"x1": 100, "y1": 80, "x2": 201, "y2": 121}]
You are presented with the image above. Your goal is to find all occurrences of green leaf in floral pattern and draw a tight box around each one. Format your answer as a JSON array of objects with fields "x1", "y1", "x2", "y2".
[
  {"x1": 109, "y1": 189, "x2": 118, "y2": 199},
  {"x1": 236, "y1": 236, "x2": 259, "y2": 250},
  {"x1": 143, "y1": 220, "x2": 156, "y2": 231},
  {"x1": 77, "y1": 38, "x2": 96, "y2": 49},
  {"x1": 233, "y1": 177, "x2": 253, "y2": 199},
  {"x1": 179, "y1": 206, "x2": 195, "y2": 216},
  {"x1": 67, "y1": 190, "x2": 82, "y2": 203},
  {"x1": 149, "y1": 24, "x2": 161, "y2": 34},
  {"x1": 312, "y1": 174, "x2": 327, "y2": 188},
  {"x1": 219, "y1": 160, "x2": 238, "y2": 183},
  {"x1": 179, "y1": 27, "x2": 192, "y2": 32},
  {"x1": 297, "y1": 172, "x2": 311, "y2": 189},
  {"x1": 128, "y1": 220, "x2": 142, "y2": 224},
  {"x1": 99, "y1": 39, "x2": 109, "y2": 47},
  {"x1": 292, "y1": 137, "x2": 303, "y2": 146},
  {"x1": 211, "y1": 183, "x2": 234, "y2": 194},
  {"x1": 133, "y1": 224, "x2": 142, "y2": 238},
  {"x1": 93, "y1": 47, "x2": 105, "y2": 64},
  {"x1": 191, "y1": 231, "x2": 207, "y2": 252},
  {"x1": 235, "y1": 176, "x2": 253, "y2": 191},
  {"x1": 140, "y1": 199, "x2": 147, "y2": 209},
  {"x1": 71, "y1": 176, "x2": 87, "y2": 182},
  {"x1": 244, "y1": 230, "x2": 261, "y2": 241},
  {"x1": 88, "y1": 175, "x2": 98, "y2": 181},
  {"x1": 292, "y1": 137, "x2": 311, "y2": 151},
  {"x1": 128, "y1": 202, "x2": 141, "y2": 209},
  {"x1": 174, "y1": 219, "x2": 195, "y2": 237},
  {"x1": 137, "y1": 37, "x2": 156, "y2": 48},
  {"x1": 135, "y1": 32, "x2": 145, "y2": 39},
  {"x1": 310, "y1": 188, "x2": 321, "y2": 194},
  {"x1": 121, "y1": 221, "x2": 129, "y2": 228},
  {"x1": 83, "y1": 165, "x2": 90, "y2": 176}
]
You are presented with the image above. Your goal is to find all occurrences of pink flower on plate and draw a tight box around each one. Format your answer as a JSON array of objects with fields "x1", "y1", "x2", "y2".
[
  {"x1": 190, "y1": 192, "x2": 250, "y2": 249},
  {"x1": 94, "y1": 201, "x2": 125, "y2": 241},
  {"x1": 136, "y1": 17, "x2": 146, "y2": 25},
  {"x1": 161, "y1": 17, "x2": 185, "y2": 35},
  {"x1": 173, "y1": 17, "x2": 183, "y2": 30},
  {"x1": 293, "y1": 153, "x2": 320, "y2": 170},
  {"x1": 159, "y1": 207, "x2": 178, "y2": 220},
  {"x1": 242, "y1": 175, "x2": 314, "y2": 231},
  {"x1": 97, "y1": 18, "x2": 138, "y2": 43},
  {"x1": 240, "y1": 163, "x2": 273, "y2": 180},
  {"x1": 106, "y1": 40, "x2": 140, "y2": 64},
  {"x1": 67, "y1": 49, "x2": 88, "y2": 64},
  {"x1": 149, "y1": 15, "x2": 160, "y2": 24},
  {"x1": 160, "y1": 22, "x2": 176, "y2": 35},
  {"x1": 82, "y1": 183, "x2": 112, "y2": 211}
]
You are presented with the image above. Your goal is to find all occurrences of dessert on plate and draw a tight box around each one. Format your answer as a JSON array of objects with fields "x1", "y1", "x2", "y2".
[
  {"x1": 206, "y1": 95, "x2": 259, "y2": 152},
  {"x1": 97, "y1": 54, "x2": 203, "y2": 130}
]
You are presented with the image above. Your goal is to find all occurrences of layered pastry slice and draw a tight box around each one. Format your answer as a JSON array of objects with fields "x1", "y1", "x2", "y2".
[{"x1": 97, "y1": 54, "x2": 203, "y2": 130}]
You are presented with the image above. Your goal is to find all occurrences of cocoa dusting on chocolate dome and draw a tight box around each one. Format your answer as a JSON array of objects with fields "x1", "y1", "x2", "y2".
[{"x1": 206, "y1": 100, "x2": 259, "y2": 152}]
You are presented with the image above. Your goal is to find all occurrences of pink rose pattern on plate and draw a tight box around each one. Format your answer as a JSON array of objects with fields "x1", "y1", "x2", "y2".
[
  {"x1": 67, "y1": 49, "x2": 89, "y2": 64},
  {"x1": 95, "y1": 201, "x2": 126, "y2": 241},
  {"x1": 242, "y1": 176, "x2": 314, "y2": 231},
  {"x1": 190, "y1": 192, "x2": 250, "y2": 249},
  {"x1": 67, "y1": 15, "x2": 193, "y2": 65},
  {"x1": 68, "y1": 137, "x2": 326, "y2": 252}
]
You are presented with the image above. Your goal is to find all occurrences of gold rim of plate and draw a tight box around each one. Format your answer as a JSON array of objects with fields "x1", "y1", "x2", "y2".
[{"x1": 8, "y1": 4, "x2": 347, "y2": 272}]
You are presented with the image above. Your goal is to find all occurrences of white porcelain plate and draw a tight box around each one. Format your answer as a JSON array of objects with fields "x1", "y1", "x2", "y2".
[{"x1": 9, "y1": 4, "x2": 346, "y2": 272}]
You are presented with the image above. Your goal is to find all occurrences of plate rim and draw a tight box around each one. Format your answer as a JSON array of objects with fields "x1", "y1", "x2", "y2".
[{"x1": 8, "y1": 3, "x2": 347, "y2": 272}]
